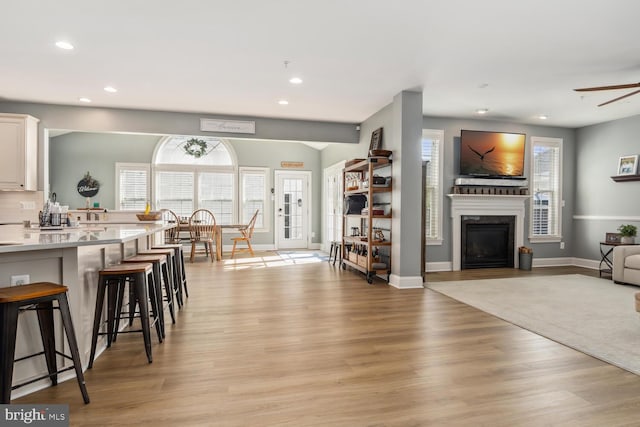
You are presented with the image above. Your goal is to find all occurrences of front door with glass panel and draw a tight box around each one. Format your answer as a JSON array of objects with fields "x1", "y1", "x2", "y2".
[{"x1": 275, "y1": 171, "x2": 310, "y2": 249}]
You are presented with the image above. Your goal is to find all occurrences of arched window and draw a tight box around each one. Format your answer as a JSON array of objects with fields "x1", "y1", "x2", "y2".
[{"x1": 153, "y1": 136, "x2": 237, "y2": 223}]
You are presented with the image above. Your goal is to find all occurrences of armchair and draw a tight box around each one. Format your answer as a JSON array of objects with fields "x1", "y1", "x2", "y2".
[{"x1": 612, "y1": 245, "x2": 640, "y2": 286}]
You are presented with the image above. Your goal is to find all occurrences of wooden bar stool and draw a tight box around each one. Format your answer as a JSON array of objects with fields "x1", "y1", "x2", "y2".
[
  {"x1": 152, "y1": 243, "x2": 188, "y2": 305},
  {"x1": 122, "y1": 254, "x2": 174, "y2": 331},
  {"x1": 89, "y1": 263, "x2": 161, "y2": 368},
  {"x1": 0, "y1": 282, "x2": 90, "y2": 404}
]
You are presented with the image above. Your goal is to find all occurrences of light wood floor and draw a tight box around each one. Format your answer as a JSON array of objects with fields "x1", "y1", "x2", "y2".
[{"x1": 14, "y1": 254, "x2": 640, "y2": 426}]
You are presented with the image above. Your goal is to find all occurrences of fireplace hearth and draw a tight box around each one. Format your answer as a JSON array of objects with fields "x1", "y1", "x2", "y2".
[
  {"x1": 448, "y1": 194, "x2": 528, "y2": 271},
  {"x1": 461, "y1": 215, "x2": 515, "y2": 269}
]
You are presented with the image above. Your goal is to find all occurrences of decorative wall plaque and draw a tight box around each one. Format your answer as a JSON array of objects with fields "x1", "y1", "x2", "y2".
[
  {"x1": 200, "y1": 118, "x2": 256, "y2": 134},
  {"x1": 77, "y1": 172, "x2": 100, "y2": 197},
  {"x1": 280, "y1": 161, "x2": 304, "y2": 168}
]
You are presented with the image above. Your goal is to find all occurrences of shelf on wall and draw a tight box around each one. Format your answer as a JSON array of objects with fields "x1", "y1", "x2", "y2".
[{"x1": 611, "y1": 175, "x2": 640, "y2": 182}]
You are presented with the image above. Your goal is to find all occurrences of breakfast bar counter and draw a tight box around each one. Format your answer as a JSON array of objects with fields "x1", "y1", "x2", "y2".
[{"x1": 0, "y1": 223, "x2": 169, "y2": 399}]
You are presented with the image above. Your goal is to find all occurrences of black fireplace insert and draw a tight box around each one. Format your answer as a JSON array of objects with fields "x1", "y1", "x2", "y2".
[{"x1": 461, "y1": 215, "x2": 515, "y2": 269}]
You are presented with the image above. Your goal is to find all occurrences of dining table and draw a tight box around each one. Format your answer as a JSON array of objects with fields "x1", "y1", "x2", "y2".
[{"x1": 177, "y1": 222, "x2": 247, "y2": 260}]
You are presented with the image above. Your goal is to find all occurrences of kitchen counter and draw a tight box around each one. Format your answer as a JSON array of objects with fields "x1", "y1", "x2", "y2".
[
  {"x1": 0, "y1": 222, "x2": 171, "y2": 400},
  {"x1": 0, "y1": 223, "x2": 166, "y2": 253}
]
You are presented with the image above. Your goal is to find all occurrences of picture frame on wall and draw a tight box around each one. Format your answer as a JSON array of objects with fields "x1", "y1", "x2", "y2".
[
  {"x1": 369, "y1": 127, "x2": 383, "y2": 152},
  {"x1": 617, "y1": 155, "x2": 638, "y2": 176}
]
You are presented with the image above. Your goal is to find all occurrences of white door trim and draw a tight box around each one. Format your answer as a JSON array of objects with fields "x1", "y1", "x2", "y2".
[{"x1": 322, "y1": 160, "x2": 345, "y2": 252}]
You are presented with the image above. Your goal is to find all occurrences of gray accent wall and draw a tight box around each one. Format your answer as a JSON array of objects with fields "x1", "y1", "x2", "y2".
[
  {"x1": 421, "y1": 116, "x2": 576, "y2": 264},
  {"x1": 574, "y1": 115, "x2": 640, "y2": 260},
  {"x1": 50, "y1": 132, "x2": 160, "y2": 210}
]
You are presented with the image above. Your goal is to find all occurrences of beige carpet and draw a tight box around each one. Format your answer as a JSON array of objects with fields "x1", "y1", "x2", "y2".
[{"x1": 428, "y1": 274, "x2": 640, "y2": 375}]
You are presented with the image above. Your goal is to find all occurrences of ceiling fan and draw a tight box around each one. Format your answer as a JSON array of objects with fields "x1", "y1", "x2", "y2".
[{"x1": 574, "y1": 82, "x2": 640, "y2": 107}]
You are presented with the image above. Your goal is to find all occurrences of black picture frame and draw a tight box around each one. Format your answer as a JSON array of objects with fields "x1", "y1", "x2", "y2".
[{"x1": 369, "y1": 127, "x2": 383, "y2": 152}]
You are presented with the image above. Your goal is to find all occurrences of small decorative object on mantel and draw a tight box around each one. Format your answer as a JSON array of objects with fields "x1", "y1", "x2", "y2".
[
  {"x1": 617, "y1": 224, "x2": 637, "y2": 244},
  {"x1": 77, "y1": 171, "x2": 100, "y2": 197}
]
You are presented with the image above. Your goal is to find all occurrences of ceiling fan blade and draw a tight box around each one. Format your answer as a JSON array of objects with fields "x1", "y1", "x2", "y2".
[
  {"x1": 597, "y1": 89, "x2": 640, "y2": 107},
  {"x1": 575, "y1": 82, "x2": 640, "y2": 92}
]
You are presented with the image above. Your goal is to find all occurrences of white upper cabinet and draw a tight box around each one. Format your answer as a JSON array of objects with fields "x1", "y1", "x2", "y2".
[{"x1": 0, "y1": 114, "x2": 39, "y2": 190}]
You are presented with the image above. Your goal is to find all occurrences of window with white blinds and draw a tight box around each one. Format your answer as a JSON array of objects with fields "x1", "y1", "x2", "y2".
[
  {"x1": 530, "y1": 136, "x2": 562, "y2": 240},
  {"x1": 422, "y1": 129, "x2": 444, "y2": 244},
  {"x1": 239, "y1": 167, "x2": 268, "y2": 230},
  {"x1": 155, "y1": 171, "x2": 195, "y2": 218},
  {"x1": 199, "y1": 172, "x2": 234, "y2": 224},
  {"x1": 115, "y1": 163, "x2": 150, "y2": 211}
]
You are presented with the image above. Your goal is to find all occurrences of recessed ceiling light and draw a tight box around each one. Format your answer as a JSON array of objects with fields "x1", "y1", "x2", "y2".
[
  {"x1": 55, "y1": 41, "x2": 74, "y2": 50},
  {"x1": 78, "y1": 97, "x2": 91, "y2": 103},
  {"x1": 289, "y1": 77, "x2": 303, "y2": 85},
  {"x1": 476, "y1": 108, "x2": 489, "y2": 115},
  {"x1": 104, "y1": 86, "x2": 117, "y2": 93},
  {"x1": 278, "y1": 100, "x2": 289, "y2": 105},
  {"x1": 538, "y1": 115, "x2": 548, "y2": 120}
]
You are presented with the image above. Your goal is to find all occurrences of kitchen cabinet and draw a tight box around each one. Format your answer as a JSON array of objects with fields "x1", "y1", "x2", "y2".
[
  {"x1": 0, "y1": 113, "x2": 39, "y2": 190},
  {"x1": 341, "y1": 155, "x2": 392, "y2": 284}
]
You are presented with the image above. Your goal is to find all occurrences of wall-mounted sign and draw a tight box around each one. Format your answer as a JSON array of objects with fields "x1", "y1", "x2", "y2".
[
  {"x1": 200, "y1": 118, "x2": 256, "y2": 134},
  {"x1": 280, "y1": 161, "x2": 304, "y2": 169},
  {"x1": 77, "y1": 171, "x2": 100, "y2": 197}
]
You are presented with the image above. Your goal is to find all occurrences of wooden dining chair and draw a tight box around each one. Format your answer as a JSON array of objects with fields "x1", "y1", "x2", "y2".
[
  {"x1": 188, "y1": 209, "x2": 217, "y2": 263},
  {"x1": 231, "y1": 209, "x2": 259, "y2": 258},
  {"x1": 160, "y1": 209, "x2": 181, "y2": 244}
]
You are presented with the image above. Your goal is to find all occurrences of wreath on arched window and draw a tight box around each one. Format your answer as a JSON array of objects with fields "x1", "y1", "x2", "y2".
[{"x1": 183, "y1": 138, "x2": 209, "y2": 158}]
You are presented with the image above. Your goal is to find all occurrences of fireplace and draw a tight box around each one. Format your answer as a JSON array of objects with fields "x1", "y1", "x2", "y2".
[
  {"x1": 447, "y1": 194, "x2": 528, "y2": 271},
  {"x1": 461, "y1": 215, "x2": 515, "y2": 269}
]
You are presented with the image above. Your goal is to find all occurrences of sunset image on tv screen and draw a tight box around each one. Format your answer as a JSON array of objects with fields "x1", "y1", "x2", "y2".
[{"x1": 459, "y1": 131, "x2": 525, "y2": 177}]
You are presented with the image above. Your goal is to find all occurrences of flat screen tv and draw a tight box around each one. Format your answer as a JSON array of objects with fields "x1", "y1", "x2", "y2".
[{"x1": 459, "y1": 130, "x2": 525, "y2": 177}]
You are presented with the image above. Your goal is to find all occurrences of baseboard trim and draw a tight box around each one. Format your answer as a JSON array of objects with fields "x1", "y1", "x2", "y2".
[
  {"x1": 571, "y1": 257, "x2": 599, "y2": 270},
  {"x1": 389, "y1": 274, "x2": 424, "y2": 289},
  {"x1": 531, "y1": 257, "x2": 574, "y2": 267},
  {"x1": 426, "y1": 261, "x2": 452, "y2": 272}
]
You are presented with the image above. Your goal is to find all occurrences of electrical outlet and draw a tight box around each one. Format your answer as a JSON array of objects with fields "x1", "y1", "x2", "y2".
[
  {"x1": 560, "y1": 242, "x2": 565, "y2": 249},
  {"x1": 11, "y1": 274, "x2": 30, "y2": 286},
  {"x1": 20, "y1": 201, "x2": 36, "y2": 210}
]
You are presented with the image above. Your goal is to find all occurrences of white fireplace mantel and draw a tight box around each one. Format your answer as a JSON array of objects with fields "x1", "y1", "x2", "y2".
[{"x1": 447, "y1": 194, "x2": 530, "y2": 271}]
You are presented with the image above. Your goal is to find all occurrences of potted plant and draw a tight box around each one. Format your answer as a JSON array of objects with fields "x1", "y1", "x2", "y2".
[{"x1": 618, "y1": 224, "x2": 638, "y2": 244}]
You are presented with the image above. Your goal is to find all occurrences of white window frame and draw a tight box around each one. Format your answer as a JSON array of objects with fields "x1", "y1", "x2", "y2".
[
  {"x1": 151, "y1": 136, "x2": 239, "y2": 222},
  {"x1": 152, "y1": 164, "x2": 237, "y2": 221},
  {"x1": 529, "y1": 136, "x2": 563, "y2": 243},
  {"x1": 239, "y1": 166, "x2": 270, "y2": 232},
  {"x1": 422, "y1": 129, "x2": 444, "y2": 245},
  {"x1": 115, "y1": 162, "x2": 150, "y2": 211}
]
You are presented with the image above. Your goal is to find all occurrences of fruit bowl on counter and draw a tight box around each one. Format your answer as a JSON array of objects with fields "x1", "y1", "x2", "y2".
[{"x1": 136, "y1": 212, "x2": 162, "y2": 221}]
